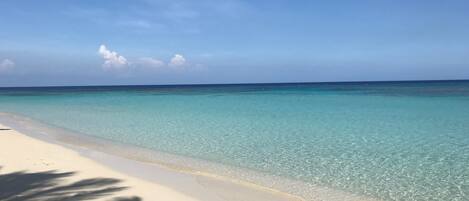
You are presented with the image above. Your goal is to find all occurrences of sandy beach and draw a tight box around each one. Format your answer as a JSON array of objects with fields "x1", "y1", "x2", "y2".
[{"x1": 0, "y1": 122, "x2": 303, "y2": 201}]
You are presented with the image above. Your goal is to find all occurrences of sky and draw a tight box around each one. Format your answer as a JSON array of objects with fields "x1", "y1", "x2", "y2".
[{"x1": 0, "y1": 0, "x2": 468, "y2": 87}]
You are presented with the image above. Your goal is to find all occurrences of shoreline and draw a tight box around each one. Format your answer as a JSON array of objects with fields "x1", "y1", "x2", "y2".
[
  {"x1": 0, "y1": 123, "x2": 201, "y2": 201},
  {"x1": 0, "y1": 113, "x2": 303, "y2": 201},
  {"x1": 0, "y1": 112, "x2": 378, "y2": 201}
]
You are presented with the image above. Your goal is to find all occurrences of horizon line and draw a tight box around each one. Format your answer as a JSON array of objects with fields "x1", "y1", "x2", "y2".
[{"x1": 1, "y1": 78, "x2": 469, "y2": 89}]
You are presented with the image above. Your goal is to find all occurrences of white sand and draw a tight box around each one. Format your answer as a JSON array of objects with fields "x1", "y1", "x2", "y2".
[{"x1": 0, "y1": 123, "x2": 303, "y2": 201}]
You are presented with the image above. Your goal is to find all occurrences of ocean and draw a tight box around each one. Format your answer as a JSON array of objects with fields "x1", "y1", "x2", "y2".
[{"x1": 1, "y1": 80, "x2": 469, "y2": 201}]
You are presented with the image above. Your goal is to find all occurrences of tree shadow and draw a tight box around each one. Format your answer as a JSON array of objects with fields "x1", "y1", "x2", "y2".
[
  {"x1": 110, "y1": 196, "x2": 142, "y2": 201},
  {"x1": 0, "y1": 167, "x2": 142, "y2": 201}
]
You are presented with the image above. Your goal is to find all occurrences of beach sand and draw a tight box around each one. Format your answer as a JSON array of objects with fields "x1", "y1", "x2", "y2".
[{"x1": 0, "y1": 123, "x2": 303, "y2": 201}]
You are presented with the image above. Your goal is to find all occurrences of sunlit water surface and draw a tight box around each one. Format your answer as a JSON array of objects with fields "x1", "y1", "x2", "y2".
[{"x1": 1, "y1": 81, "x2": 469, "y2": 200}]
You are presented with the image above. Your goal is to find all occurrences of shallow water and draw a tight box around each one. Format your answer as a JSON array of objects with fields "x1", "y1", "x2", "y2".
[{"x1": 1, "y1": 81, "x2": 469, "y2": 201}]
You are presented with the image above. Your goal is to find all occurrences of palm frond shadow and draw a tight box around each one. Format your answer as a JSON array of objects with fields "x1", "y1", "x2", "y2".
[
  {"x1": 0, "y1": 167, "x2": 142, "y2": 201},
  {"x1": 111, "y1": 196, "x2": 142, "y2": 201}
]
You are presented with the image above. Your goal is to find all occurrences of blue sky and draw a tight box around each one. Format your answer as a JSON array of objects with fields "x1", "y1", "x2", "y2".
[{"x1": 0, "y1": 0, "x2": 468, "y2": 86}]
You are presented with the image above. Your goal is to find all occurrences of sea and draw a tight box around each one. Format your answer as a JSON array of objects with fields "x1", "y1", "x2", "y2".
[{"x1": 1, "y1": 80, "x2": 468, "y2": 201}]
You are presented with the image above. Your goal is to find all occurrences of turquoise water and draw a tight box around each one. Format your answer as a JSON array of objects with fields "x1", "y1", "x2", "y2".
[{"x1": 1, "y1": 81, "x2": 469, "y2": 200}]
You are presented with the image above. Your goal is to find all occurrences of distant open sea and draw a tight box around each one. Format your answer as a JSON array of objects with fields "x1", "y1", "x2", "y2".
[{"x1": 1, "y1": 80, "x2": 469, "y2": 201}]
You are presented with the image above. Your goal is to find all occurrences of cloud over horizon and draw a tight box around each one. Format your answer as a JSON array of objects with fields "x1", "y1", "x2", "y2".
[
  {"x1": 136, "y1": 57, "x2": 165, "y2": 68},
  {"x1": 0, "y1": 59, "x2": 15, "y2": 72},
  {"x1": 169, "y1": 54, "x2": 186, "y2": 67},
  {"x1": 98, "y1": 45, "x2": 128, "y2": 70},
  {"x1": 98, "y1": 45, "x2": 191, "y2": 72}
]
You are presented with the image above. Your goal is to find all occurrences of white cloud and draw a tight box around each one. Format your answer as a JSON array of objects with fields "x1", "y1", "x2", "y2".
[
  {"x1": 136, "y1": 57, "x2": 165, "y2": 68},
  {"x1": 0, "y1": 59, "x2": 15, "y2": 72},
  {"x1": 97, "y1": 45, "x2": 196, "y2": 72},
  {"x1": 98, "y1": 44, "x2": 128, "y2": 70},
  {"x1": 169, "y1": 54, "x2": 186, "y2": 67}
]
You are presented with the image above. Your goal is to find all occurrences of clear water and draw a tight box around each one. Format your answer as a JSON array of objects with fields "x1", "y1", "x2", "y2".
[{"x1": 1, "y1": 81, "x2": 469, "y2": 201}]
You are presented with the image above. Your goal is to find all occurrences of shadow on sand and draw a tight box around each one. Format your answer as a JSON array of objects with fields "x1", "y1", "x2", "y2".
[{"x1": 0, "y1": 167, "x2": 142, "y2": 201}]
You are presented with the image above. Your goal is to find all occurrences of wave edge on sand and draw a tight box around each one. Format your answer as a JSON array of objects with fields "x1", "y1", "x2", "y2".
[{"x1": 0, "y1": 112, "x2": 379, "y2": 201}]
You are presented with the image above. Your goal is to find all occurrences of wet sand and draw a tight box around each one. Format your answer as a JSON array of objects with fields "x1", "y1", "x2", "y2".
[{"x1": 0, "y1": 122, "x2": 303, "y2": 201}]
